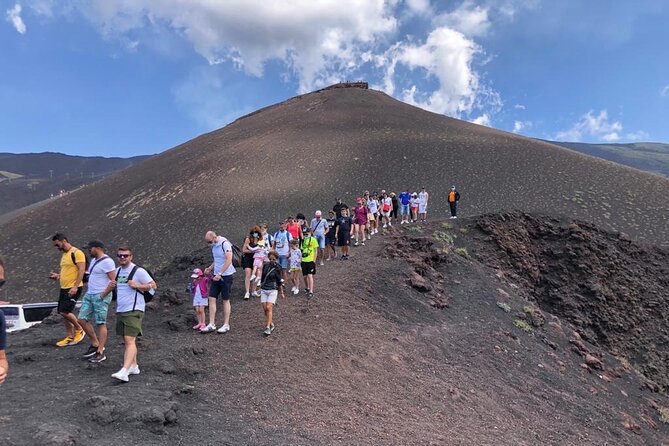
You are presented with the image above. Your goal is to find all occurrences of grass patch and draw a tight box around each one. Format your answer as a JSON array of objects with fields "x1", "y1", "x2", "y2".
[
  {"x1": 513, "y1": 319, "x2": 533, "y2": 333},
  {"x1": 454, "y1": 247, "x2": 469, "y2": 258},
  {"x1": 407, "y1": 225, "x2": 423, "y2": 233},
  {"x1": 660, "y1": 407, "x2": 669, "y2": 424},
  {"x1": 523, "y1": 305, "x2": 536, "y2": 316},
  {"x1": 440, "y1": 222, "x2": 453, "y2": 230},
  {"x1": 496, "y1": 302, "x2": 511, "y2": 313},
  {"x1": 433, "y1": 231, "x2": 454, "y2": 244},
  {"x1": 459, "y1": 227, "x2": 469, "y2": 234}
]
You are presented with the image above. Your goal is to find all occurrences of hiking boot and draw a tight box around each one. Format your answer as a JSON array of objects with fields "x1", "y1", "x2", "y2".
[
  {"x1": 89, "y1": 351, "x2": 107, "y2": 363},
  {"x1": 128, "y1": 365, "x2": 140, "y2": 375},
  {"x1": 244, "y1": 292, "x2": 250, "y2": 300},
  {"x1": 112, "y1": 368, "x2": 129, "y2": 383},
  {"x1": 56, "y1": 336, "x2": 74, "y2": 347},
  {"x1": 200, "y1": 323, "x2": 217, "y2": 333},
  {"x1": 263, "y1": 327, "x2": 272, "y2": 336},
  {"x1": 82, "y1": 344, "x2": 98, "y2": 358},
  {"x1": 71, "y1": 329, "x2": 86, "y2": 345},
  {"x1": 217, "y1": 324, "x2": 230, "y2": 334}
]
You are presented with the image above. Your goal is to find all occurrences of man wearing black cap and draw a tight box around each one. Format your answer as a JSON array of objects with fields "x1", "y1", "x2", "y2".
[{"x1": 77, "y1": 240, "x2": 117, "y2": 363}]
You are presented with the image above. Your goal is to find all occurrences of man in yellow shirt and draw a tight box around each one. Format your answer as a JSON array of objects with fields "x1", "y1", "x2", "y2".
[{"x1": 49, "y1": 233, "x2": 86, "y2": 347}]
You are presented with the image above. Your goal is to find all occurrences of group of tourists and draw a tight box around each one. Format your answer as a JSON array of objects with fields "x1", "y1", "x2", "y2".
[{"x1": 0, "y1": 185, "x2": 460, "y2": 385}]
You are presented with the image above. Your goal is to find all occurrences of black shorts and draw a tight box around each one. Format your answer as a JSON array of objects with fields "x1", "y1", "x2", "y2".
[
  {"x1": 58, "y1": 287, "x2": 82, "y2": 314},
  {"x1": 337, "y1": 232, "x2": 351, "y2": 247},
  {"x1": 326, "y1": 236, "x2": 336, "y2": 246},
  {"x1": 241, "y1": 253, "x2": 254, "y2": 270},
  {"x1": 301, "y1": 261, "x2": 316, "y2": 276},
  {"x1": 209, "y1": 275, "x2": 233, "y2": 300}
]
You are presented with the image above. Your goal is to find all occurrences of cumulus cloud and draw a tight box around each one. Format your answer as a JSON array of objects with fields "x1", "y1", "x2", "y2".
[
  {"x1": 405, "y1": 0, "x2": 431, "y2": 15},
  {"x1": 6, "y1": 3, "x2": 27, "y2": 34},
  {"x1": 434, "y1": 0, "x2": 490, "y2": 37},
  {"x1": 661, "y1": 85, "x2": 669, "y2": 97},
  {"x1": 556, "y1": 110, "x2": 623, "y2": 142},
  {"x1": 470, "y1": 114, "x2": 490, "y2": 127},
  {"x1": 626, "y1": 130, "x2": 649, "y2": 142},
  {"x1": 512, "y1": 120, "x2": 532, "y2": 134}
]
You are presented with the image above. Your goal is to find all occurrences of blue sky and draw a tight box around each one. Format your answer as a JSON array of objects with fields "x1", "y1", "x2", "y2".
[{"x1": 1, "y1": 0, "x2": 668, "y2": 157}]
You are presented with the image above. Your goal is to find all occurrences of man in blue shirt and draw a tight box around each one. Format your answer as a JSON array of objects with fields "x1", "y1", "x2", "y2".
[{"x1": 399, "y1": 189, "x2": 411, "y2": 224}]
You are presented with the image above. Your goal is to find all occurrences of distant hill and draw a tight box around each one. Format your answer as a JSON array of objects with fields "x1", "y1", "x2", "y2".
[
  {"x1": 0, "y1": 152, "x2": 151, "y2": 215},
  {"x1": 546, "y1": 141, "x2": 669, "y2": 177}
]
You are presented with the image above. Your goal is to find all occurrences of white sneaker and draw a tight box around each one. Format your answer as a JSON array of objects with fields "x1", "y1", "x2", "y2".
[
  {"x1": 320, "y1": 262, "x2": 324, "y2": 266},
  {"x1": 217, "y1": 324, "x2": 230, "y2": 334},
  {"x1": 112, "y1": 368, "x2": 129, "y2": 382},
  {"x1": 389, "y1": 222, "x2": 392, "y2": 226},
  {"x1": 252, "y1": 291, "x2": 261, "y2": 297},
  {"x1": 292, "y1": 287, "x2": 299, "y2": 295},
  {"x1": 200, "y1": 323, "x2": 217, "y2": 333},
  {"x1": 128, "y1": 365, "x2": 140, "y2": 375},
  {"x1": 250, "y1": 274, "x2": 256, "y2": 281},
  {"x1": 244, "y1": 292, "x2": 250, "y2": 300},
  {"x1": 383, "y1": 224, "x2": 387, "y2": 229}
]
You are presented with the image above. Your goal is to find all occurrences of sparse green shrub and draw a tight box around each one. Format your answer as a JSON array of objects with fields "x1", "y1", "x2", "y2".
[
  {"x1": 407, "y1": 225, "x2": 423, "y2": 233},
  {"x1": 454, "y1": 247, "x2": 469, "y2": 257},
  {"x1": 459, "y1": 227, "x2": 469, "y2": 234},
  {"x1": 441, "y1": 222, "x2": 453, "y2": 230},
  {"x1": 433, "y1": 231, "x2": 454, "y2": 244},
  {"x1": 496, "y1": 302, "x2": 511, "y2": 313},
  {"x1": 513, "y1": 319, "x2": 533, "y2": 333}
]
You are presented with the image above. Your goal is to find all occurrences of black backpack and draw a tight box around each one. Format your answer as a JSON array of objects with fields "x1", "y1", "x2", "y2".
[
  {"x1": 112, "y1": 265, "x2": 157, "y2": 306},
  {"x1": 71, "y1": 248, "x2": 91, "y2": 283},
  {"x1": 219, "y1": 237, "x2": 242, "y2": 268}
]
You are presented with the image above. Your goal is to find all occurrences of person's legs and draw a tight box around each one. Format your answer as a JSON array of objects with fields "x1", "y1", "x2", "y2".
[
  {"x1": 244, "y1": 268, "x2": 252, "y2": 294},
  {"x1": 207, "y1": 297, "x2": 217, "y2": 325},
  {"x1": 222, "y1": 300, "x2": 231, "y2": 326},
  {"x1": 96, "y1": 323, "x2": 108, "y2": 354},
  {"x1": 307, "y1": 274, "x2": 314, "y2": 292},
  {"x1": 77, "y1": 294, "x2": 98, "y2": 346},
  {"x1": 79, "y1": 320, "x2": 98, "y2": 347},
  {"x1": 61, "y1": 312, "x2": 82, "y2": 334},
  {"x1": 122, "y1": 336, "x2": 137, "y2": 369},
  {"x1": 266, "y1": 303, "x2": 273, "y2": 327},
  {"x1": 360, "y1": 225, "x2": 366, "y2": 243}
]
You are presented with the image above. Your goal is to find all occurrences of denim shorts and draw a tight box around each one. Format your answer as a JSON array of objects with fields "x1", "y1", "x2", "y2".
[
  {"x1": 400, "y1": 204, "x2": 410, "y2": 215},
  {"x1": 78, "y1": 292, "x2": 112, "y2": 325},
  {"x1": 278, "y1": 255, "x2": 290, "y2": 269},
  {"x1": 314, "y1": 234, "x2": 326, "y2": 249}
]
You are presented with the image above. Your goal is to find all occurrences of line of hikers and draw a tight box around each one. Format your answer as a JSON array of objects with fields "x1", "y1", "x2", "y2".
[{"x1": 0, "y1": 185, "x2": 460, "y2": 384}]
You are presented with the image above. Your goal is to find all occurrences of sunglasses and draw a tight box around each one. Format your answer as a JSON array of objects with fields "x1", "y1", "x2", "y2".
[{"x1": 117, "y1": 254, "x2": 131, "y2": 259}]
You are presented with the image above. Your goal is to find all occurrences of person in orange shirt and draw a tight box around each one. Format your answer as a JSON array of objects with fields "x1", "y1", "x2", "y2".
[
  {"x1": 448, "y1": 185, "x2": 461, "y2": 219},
  {"x1": 49, "y1": 233, "x2": 87, "y2": 347}
]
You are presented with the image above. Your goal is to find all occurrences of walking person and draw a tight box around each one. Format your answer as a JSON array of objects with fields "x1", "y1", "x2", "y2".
[
  {"x1": 111, "y1": 246, "x2": 157, "y2": 382},
  {"x1": 324, "y1": 210, "x2": 338, "y2": 260},
  {"x1": 288, "y1": 239, "x2": 302, "y2": 295},
  {"x1": 241, "y1": 227, "x2": 261, "y2": 300},
  {"x1": 418, "y1": 186, "x2": 429, "y2": 223},
  {"x1": 352, "y1": 198, "x2": 368, "y2": 247},
  {"x1": 300, "y1": 227, "x2": 319, "y2": 298},
  {"x1": 335, "y1": 208, "x2": 354, "y2": 259},
  {"x1": 381, "y1": 191, "x2": 393, "y2": 228},
  {"x1": 399, "y1": 189, "x2": 411, "y2": 224},
  {"x1": 448, "y1": 185, "x2": 461, "y2": 219},
  {"x1": 77, "y1": 240, "x2": 116, "y2": 363},
  {"x1": 188, "y1": 268, "x2": 210, "y2": 330},
  {"x1": 272, "y1": 220, "x2": 293, "y2": 283},
  {"x1": 367, "y1": 192, "x2": 380, "y2": 235},
  {"x1": 201, "y1": 230, "x2": 236, "y2": 333},
  {"x1": 410, "y1": 192, "x2": 419, "y2": 222},
  {"x1": 310, "y1": 211, "x2": 329, "y2": 266},
  {"x1": 259, "y1": 250, "x2": 285, "y2": 336},
  {"x1": 49, "y1": 233, "x2": 86, "y2": 347}
]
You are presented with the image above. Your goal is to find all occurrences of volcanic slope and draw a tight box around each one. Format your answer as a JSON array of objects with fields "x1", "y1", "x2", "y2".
[
  {"x1": 1, "y1": 215, "x2": 667, "y2": 445},
  {"x1": 1, "y1": 85, "x2": 668, "y2": 301}
]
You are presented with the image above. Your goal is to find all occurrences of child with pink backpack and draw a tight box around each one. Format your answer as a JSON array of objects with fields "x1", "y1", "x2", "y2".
[{"x1": 188, "y1": 268, "x2": 210, "y2": 330}]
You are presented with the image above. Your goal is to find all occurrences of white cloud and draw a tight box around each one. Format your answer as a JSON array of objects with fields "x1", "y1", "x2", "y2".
[
  {"x1": 6, "y1": 3, "x2": 27, "y2": 34},
  {"x1": 661, "y1": 85, "x2": 669, "y2": 97},
  {"x1": 512, "y1": 120, "x2": 532, "y2": 133},
  {"x1": 626, "y1": 130, "x2": 649, "y2": 141},
  {"x1": 434, "y1": 0, "x2": 490, "y2": 37},
  {"x1": 405, "y1": 0, "x2": 431, "y2": 15},
  {"x1": 514, "y1": 103, "x2": 526, "y2": 110},
  {"x1": 556, "y1": 110, "x2": 623, "y2": 142},
  {"x1": 470, "y1": 114, "x2": 490, "y2": 126}
]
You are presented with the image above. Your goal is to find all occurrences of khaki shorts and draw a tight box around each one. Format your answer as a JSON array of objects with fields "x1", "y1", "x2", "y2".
[{"x1": 116, "y1": 311, "x2": 144, "y2": 337}]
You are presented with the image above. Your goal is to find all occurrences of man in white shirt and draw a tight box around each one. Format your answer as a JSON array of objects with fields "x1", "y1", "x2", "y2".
[
  {"x1": 418, "y1": 186, "x2": 429, "y2": 223},
  {"x1": 202, "y1": 230, "x2": 236, "y2": 334},
  {"x1": 272, "y1": 221, "x2": 293, "y2": 283},
  {"x1": 77, "y1": 240, "x2": 116, "y2": 364},
  {"x1": 111, "y1": 246, "x2": 156, "y2": 383},
  {"x1": 310, "y1": 211, "x2": 329, "y2": 266}
]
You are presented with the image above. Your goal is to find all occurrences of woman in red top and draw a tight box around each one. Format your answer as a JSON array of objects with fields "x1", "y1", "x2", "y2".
[
  {"x1": 352, "y1": 198, "x2": 368, "y2": 247},
  {"x1": 286, "y1": 216, "x2": 301, "y2": 240}
]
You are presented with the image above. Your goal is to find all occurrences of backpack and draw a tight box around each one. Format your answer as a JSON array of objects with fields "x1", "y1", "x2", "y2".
[
  {"x1": 221, "y1": 237, "x2": 243, "y2": 268},
  {"x1": 71, "y1": 248, "x2": 91, "y2": 283},
  {"x1": 112, "y1": 265, "x2": 157, "y2": 306}
]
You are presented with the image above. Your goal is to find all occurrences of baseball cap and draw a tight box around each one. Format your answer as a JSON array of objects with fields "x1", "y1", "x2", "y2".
[
  {"x1": 191, "y1": 268, "x2": 203, "y2": 278},
  {"x1": 315, "y1": 210, "x2": 322, "y2": 217},
  {"x1": 84, "y1": 240, "x2": 105, "y2": 249}
]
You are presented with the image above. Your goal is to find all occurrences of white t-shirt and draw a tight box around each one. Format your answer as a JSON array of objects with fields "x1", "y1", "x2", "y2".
[
  {"x1": 115, "y1": 263, "x2": 153, "y2": 313},
  {"x1": 273, "y1": 230, "x2": 293, "y2": 256},
  {"x1": 368, "y1": 199, "x2": 379, "y2": 213},
  {"x1": 418, "y1": 191, "x2": 428, "y2": 205},
  {"x1": 212, "y1": 236, "x2": 236, "y2": 276},
  {"x1": 86, "y1": 256, "x2": 116, "y2": 294}
]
